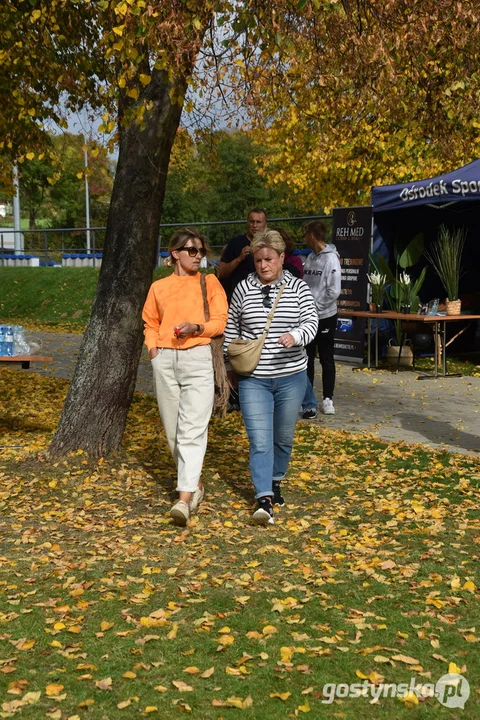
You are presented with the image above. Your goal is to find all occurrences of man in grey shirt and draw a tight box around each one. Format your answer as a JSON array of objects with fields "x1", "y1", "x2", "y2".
[{"x1": 301, "y1": 220, "x2": 341, "y2": 418}]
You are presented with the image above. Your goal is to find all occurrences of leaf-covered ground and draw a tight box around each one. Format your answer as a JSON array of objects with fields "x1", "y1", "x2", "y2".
[{"x1": 0, "y1": 369, "x2": 479, "y2": 719}]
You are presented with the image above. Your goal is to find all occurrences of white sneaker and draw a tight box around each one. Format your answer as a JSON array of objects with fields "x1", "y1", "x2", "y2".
[
  {"x1": 170, "y1": 500, "x2": 190, "y2": 526},
  {"x1": 322, "y1": 398, "x2": 335, "y2": 415},
  {"x1": 189, "y1": 485, "x2": 204, "y2": 514}
]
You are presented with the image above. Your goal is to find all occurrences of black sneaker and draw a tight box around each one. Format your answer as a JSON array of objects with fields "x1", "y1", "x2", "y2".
[
  {"x1": 272, "y1": 482, "x2": 285, "y2": 506},
  {"x1": 302, "y1": 408, "x2": 318, "y2": 420},
  {"x1": 252, "y1": 497, "x2": 274, "y2": 525}
]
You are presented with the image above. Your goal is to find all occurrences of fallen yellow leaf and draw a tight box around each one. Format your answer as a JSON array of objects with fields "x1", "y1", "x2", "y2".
[
  {"x1": 95, "y1": 677, "x2": 112, "y2": 690},
  {"x1": 46, "y1": 684, "x2": 64, "y2": 697},
  {"x1": 77, "y1": 699, "x2": 94, "y2": 708},
  {"x1": 398, "y1": 691, "x2": 419, "y2": 707},
  {"x1": 217, "y1": 634, "x2": 235, "y2": 645},
  {"x1": 270, "y1": 692, "x2": 291, "y2": 700},
  {"x1": 448, "y1": 661, "x2": 463, "y2": 675},
  {"x1": 167, "y1": 623, "x2": 178, "y2": 640},
  {"x1": 117, "y1": 699, "x2": 131, "y2": 709},
  {"x1": 172, "y1": 680, "x2": 193, "y2": 692},
  {"x1": 391, "y1": 654, "x2": 419, "y2": 665}
]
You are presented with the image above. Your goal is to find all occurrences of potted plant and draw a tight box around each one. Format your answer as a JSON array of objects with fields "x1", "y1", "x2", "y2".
[
  {"x1": 423, "y1": 225, "x2": 466, "y2": 315},
  {"x1": 397, "y1": 272, "x2": 413, "y2": 313},
  {"x1": 366, "y1": 271, "x2": 387, "y2": 312},
  {"x1": 369, "y1": 232, "x2": 427, "y2": 356}
]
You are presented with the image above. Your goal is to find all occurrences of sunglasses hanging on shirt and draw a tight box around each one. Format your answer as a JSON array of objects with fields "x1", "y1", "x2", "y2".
[{"x1": 261, "y1": 285, "x2": 273, "y2": 308}]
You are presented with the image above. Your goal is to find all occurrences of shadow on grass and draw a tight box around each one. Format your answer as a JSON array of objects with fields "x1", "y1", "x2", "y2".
[
  {"x1": 399, "y1": 412, "x2": 480, "y2": 455},
  {"x1": 0, "y1": 416, "x2": 55, "y2": 435}
]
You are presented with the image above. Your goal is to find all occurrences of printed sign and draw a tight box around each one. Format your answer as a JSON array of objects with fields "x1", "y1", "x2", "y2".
[
  {"x1": 372, "y1": 159, "x2": 480, "y2": 212},
  {"x1": 332, "y1": 206, "x2": 372, "y2": 361}
]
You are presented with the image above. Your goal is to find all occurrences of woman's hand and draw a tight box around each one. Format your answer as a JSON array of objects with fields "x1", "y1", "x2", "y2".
[
  {"x1": 277, "y1": 333, "x2": 295, "y2": 349},
  {"x1": 173, "y1": 322, "x2": 202, "y2": 338}
]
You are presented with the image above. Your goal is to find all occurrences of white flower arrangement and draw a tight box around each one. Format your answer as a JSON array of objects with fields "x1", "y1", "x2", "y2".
[
  {"x1": 367, "y1": 271, "x2": 387, "y2": 286},
  {"x1": 398, "y1": 272, "x2": 412, "y2": 304},
  {"x1": 367, "y1": 272, "x2": 387, "y2": 307}
]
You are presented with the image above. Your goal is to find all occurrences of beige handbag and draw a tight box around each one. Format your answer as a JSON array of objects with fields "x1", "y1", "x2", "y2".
[{"x1": 227, "y1": 283, "x2": 286, "y2": 375}]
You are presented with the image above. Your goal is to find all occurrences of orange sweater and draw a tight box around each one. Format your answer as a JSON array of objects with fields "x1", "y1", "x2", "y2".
[{"x1": 142, "y1": 272, "x2": 228, "y2": 351}]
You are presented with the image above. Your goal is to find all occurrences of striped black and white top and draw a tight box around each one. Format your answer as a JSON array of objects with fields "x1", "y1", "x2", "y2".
[{"x1": 224, "y1": 271, "x2": 319, "y2": 377}]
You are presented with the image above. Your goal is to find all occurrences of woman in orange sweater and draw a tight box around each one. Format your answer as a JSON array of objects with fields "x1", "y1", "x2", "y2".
[{"x1": 142, "y1": 228, "x2": 228, "y2": 526}]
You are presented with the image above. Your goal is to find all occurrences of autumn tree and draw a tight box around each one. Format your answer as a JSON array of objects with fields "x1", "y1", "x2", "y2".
[
  {"x1": 49, "y1": 133, "x2": 115, "y2": 229},
  {"x1": 162, "y1": 129, "x2": 308, "y2": 238},
  {"x1": 14, "y1": 133, "x2": 114, "y2": 230},
  {"x1": 246, "y1": 0, "x2": 480, "y2": 211},
  {"x1": 18, "y1": 154, "x2": 53, "y2": 230}
]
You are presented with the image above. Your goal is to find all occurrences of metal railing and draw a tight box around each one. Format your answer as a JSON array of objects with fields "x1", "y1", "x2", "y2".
[{"x1": 0, "y1": 214, "x2": 331, "y2": 266}]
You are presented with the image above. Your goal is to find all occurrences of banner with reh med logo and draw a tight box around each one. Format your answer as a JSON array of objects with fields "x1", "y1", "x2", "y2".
[{"x1": 332, "y1": 206, "x2": 372, "y2": 362}]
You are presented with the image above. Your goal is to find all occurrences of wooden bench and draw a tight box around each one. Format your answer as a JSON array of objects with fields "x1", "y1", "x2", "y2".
[{"x1": 0, "y1": 355, "x2": 53, "y2": 369}]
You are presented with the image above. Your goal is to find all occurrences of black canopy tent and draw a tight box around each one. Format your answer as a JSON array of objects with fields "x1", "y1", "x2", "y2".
[
  {"x1": 370, "y1": 160, "x2": 480, "y2": 354},
  {"x1": 372, "y1": 159, "x2": 480, "y2": 309}
]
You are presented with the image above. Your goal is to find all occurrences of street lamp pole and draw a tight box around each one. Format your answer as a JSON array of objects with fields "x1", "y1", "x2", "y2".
[
  {"x1": 83, "y1": 109, "x2": 91, "y2": 253},
  {"x1": 12, "y1": 165, "x2": 23, "y2": 254}
]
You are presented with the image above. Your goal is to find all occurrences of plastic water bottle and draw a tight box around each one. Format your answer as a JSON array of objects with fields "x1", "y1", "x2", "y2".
[
  {"x1": 4, "y1": 326, "x2": 14, "y2": 356},
  {"x1": 13, "y1": 326, "x2": 30, "y2": 355},
  {"x1": 0, "y1": 326, "x2": 5, "y2": 356}
]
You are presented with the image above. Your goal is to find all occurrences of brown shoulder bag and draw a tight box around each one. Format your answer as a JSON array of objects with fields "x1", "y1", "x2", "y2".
[{"x1": 200, "y1": 274, "x2": 229, "y2": 417}]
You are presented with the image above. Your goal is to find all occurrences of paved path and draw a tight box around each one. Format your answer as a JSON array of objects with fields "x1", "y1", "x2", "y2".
[{"x1": 21, "y1": 331, "x2": 480, "y2": 457}]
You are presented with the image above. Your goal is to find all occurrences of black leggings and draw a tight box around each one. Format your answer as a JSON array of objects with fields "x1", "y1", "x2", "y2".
[{"x1": 306, "y1": 314, "x2": 337, "y2": 400}]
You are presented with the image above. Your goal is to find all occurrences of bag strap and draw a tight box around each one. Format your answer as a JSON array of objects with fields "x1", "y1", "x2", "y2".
[
  {"x1": 200, "y1": 274, "x2": 210, "y2": 322},
  {"x1": 260, "y1": 282, "x2": 286, "y2": 337}
]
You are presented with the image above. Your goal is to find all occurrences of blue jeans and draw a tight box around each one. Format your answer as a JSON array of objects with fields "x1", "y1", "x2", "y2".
[
  {"x1": 238, "y1": 371, "x2": 307, "y2": 499},
  {"x1": 302, "y1": 377, "x2": 318, "y2": 411}
]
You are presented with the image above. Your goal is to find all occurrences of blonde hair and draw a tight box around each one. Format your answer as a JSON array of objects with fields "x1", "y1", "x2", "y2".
[
  {"x1": 250, "y1": 229, "x2": 286, "y2": 256},
  {"x1": 166, "y1": 227, "x2": 209, "y2": 265}
]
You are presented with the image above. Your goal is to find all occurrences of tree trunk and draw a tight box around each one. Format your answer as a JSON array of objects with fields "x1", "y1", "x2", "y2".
[
  {"x1": 29, "y1": 207, "x2": 36, "y2": 230},
  {"x1": 49, "y1": 71, "x2": 186, "y2": 457}
]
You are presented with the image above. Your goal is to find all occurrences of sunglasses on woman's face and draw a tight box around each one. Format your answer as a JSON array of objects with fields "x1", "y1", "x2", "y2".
[{"x1": 178, "y1": 246, "x2": 206, "y2": 258}]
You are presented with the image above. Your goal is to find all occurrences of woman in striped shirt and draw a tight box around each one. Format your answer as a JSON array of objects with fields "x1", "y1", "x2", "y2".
[{"x1": 224, "y1": 230, "x2": 318, "y2": 525}]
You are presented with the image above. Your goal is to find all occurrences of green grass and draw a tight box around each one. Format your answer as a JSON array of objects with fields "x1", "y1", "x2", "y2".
[
  {"x1": 0, "y1": 268, "x2": 100, "y2": 331},
  {"x1": 0, "y1": 369, "x2": 479, "y2": 718},
  {"x1": 0, "y1": 267, "x2": 171, "y2": 332}
]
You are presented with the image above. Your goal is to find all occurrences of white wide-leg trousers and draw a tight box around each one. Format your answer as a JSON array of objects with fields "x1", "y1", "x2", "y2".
[{"x1": 151, "y1": 345, "x2": 214, "y2": 492}]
